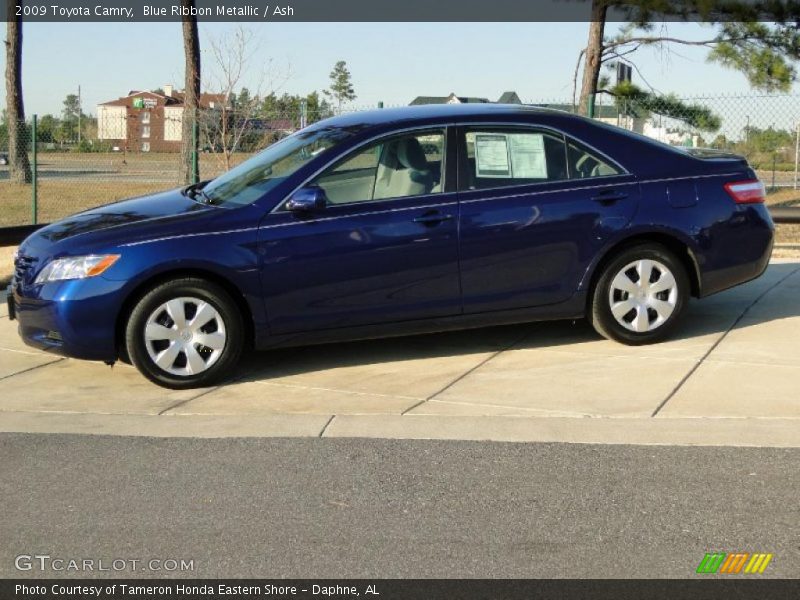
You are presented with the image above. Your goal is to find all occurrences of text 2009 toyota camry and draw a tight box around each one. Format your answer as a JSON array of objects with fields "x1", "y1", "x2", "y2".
[{"x1": 8, "y1": 104, "x2": 773, "y2": 388}]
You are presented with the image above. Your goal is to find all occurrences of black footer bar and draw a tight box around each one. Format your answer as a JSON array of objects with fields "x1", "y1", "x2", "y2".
[{"x1": 3, "y1": 579, "x2": 800, "y2": 600}]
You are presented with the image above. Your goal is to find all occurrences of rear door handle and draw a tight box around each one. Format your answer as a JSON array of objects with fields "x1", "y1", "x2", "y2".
[
  {"x1": 413, "y1": 210, "x2": 453, "y2": 226},
  {"x1": 591, "y1": 190, "x2": 629, "y2": 205}
]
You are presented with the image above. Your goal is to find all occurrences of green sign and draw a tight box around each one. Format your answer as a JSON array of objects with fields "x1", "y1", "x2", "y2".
[{"x1": 132, "y1": 97, "x2": 144, "y2": 109}]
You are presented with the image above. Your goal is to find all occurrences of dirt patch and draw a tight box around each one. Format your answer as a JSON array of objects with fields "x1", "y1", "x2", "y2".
[
  {"x1": 776, "y1": 223, "x2": 800, "y2": 245},
  {"x1": 766, "y1": 188, "x2": 800, "y2": 207},
  {"x1": 0, "y1": 245, "x2": 16, "y2": 289}
]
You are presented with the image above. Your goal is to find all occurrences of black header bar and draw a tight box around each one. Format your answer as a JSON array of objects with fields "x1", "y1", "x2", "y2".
[{"x1": 1, "y1": 0, "x2": 798, "y2": 22}]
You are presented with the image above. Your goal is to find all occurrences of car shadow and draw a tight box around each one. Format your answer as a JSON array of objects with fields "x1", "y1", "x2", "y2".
[{"x1": 234, "y1": 261, "x2": 800, "y2": 382}]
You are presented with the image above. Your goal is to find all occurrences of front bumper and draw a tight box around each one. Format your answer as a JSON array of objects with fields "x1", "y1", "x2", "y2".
[
  {"x1": 6, "y1": 286, "x2": 16, "y2": 320},
  {"x1": 10, "y1": 276, "x2": 126, "y2": 361}
]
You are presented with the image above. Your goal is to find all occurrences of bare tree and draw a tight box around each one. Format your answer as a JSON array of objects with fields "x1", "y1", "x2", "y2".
[
  {"x1": 179, "y1": 0, "x2": 201, "y2": 185},
  {"x1": 201, "y1": 26, "x2": 289, "y2": 171},
  {"x1": 5, "y1": 2, "x2": 31, "y2": 184}
]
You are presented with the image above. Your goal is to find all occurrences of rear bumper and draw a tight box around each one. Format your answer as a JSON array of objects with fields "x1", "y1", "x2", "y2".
[
  {"x1": 698, "y1": 204, "x2": 774, "y2": 298},
  {"x1": 11, "y1": 277, "x2": 125, "y2": 361}
]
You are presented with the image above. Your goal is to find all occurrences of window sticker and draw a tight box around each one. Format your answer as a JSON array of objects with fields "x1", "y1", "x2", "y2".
[
  {"x1": 474, "y1": 132, "x2": 549, "y2": 179},
  {"x1": 508, "y1": 133, "x2": 547, "y2": 178},
  {"x1": 474, "y1": 134, "x2": 511, "y2": 178}
]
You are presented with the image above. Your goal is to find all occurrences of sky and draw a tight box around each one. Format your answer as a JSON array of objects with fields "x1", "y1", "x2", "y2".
[{"x1": 6, "y1": 21, "x2": 798, "y2": 117}]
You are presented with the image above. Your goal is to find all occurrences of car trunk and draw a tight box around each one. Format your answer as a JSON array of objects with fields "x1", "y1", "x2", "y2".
[{"x1": 681, "y1": 147, "x2": 751, "y2": 171}]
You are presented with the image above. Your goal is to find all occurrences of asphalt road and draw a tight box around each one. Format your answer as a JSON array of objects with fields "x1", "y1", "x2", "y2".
[{"x1": 1, "y1": 434, "x2": 797, "y2": 579}]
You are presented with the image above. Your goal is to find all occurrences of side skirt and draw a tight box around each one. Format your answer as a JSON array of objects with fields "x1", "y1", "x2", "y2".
[{"x1": 254, "y1": 292, "x2": 588, "y2": 351}]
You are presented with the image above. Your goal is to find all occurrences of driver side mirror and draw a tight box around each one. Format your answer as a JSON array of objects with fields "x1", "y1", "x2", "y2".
[{"x1": 285, "y1": 186, "x2": 328, "y2": 213}]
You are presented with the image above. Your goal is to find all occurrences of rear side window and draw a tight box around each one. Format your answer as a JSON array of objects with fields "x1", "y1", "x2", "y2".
[
  {"x1": 567, "y1": 140, "x2": 621, "y2": 179},
  {"x1": 463, "y1": 129, "x2": 568, "y2": 190}
]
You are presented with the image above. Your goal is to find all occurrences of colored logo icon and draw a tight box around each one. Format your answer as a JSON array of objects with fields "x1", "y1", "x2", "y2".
[{"x1": 696, "y1": 552, "x2": 773, "y2": 574}]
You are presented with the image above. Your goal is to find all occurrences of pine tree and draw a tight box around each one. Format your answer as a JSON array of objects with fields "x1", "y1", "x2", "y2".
[
  {"x1": 5, "y1": 3, "x2": 31, "y2": 183},
  {"x1": 180, "y1": 0, "x2": 201, "y2": 185},
  {"x1": 576, "y1": 1, "x2": 800, "y2": 116},
  {"x1": 323, "y1": 61, "x2": 357, "y2": 114}
]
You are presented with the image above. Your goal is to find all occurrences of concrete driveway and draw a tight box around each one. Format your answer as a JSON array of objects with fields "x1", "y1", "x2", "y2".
[{"x1": 1, "y1": 260, "x2": 799, "y2": 447}]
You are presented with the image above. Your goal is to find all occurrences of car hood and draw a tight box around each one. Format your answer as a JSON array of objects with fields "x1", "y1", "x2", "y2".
[{"x1": 32, "y1": 188, "x2": 214, "y2": 243}]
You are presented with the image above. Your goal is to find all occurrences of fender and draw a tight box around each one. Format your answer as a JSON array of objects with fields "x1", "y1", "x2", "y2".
[
  {"x1": 577, "y1": 224, "x2": 703, "y2": 296},
  {"x1": 108, "y1": 254, "x2": 268, "y2": 341}
]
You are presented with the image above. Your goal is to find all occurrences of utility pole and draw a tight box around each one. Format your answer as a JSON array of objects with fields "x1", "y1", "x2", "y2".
[
  {"x1": 745, "y1": 115, "x2": 750, "y2": 145},
  {"x1": 794, "y1": 120, "x2": 799, "y2": 190},
  {"x1": 77, "y1": 84, "x2": 82, "y2": 145}
]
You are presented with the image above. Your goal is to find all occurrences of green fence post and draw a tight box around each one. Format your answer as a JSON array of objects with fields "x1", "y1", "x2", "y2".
[
  {"x1": 587, "y1": 93, "x2": 595, "y2": 118},
  {"x1": 192, "y1": 113, "x2": 199, "y2": 185},
  {"x1": 31, "y1": 114, "x2": 38, "y2": 225},
  {"x1": 771, "y1": 154, "x2": 777, "y2": 191},
  {"x1": 378, "y1": 101, "x2": 384, "y2": 109}
]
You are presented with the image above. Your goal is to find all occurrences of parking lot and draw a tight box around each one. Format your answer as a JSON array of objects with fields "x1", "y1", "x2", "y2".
[{"x1": 1, "y1": 259, "x2": 799, "y2": 448}]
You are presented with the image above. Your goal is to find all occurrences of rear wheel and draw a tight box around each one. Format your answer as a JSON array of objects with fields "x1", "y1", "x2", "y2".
[
  {"x1": 125, "y1": 278, "x2": 244, "y2": 388},
  {"x1": 590, "y1": 244, "x2": 689, "y2": 345}
]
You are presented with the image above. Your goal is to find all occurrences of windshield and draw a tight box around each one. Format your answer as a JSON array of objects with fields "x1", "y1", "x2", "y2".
[{"x1": 200, "y1": 126, "x2": 357, "y2": 207}]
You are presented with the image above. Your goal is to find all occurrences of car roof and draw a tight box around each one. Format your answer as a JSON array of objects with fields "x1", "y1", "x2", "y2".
[
  {"x1": 313, "y1": 103, "x2": 571, "y2": 129},
  {"x1": 304, "y1": 103, "x2": 715, "y2": 179}
]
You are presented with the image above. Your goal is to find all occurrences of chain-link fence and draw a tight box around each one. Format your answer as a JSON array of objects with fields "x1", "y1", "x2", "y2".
[
  {"x1": 0, "y1": 105, "x2": 353, "y2": 228},
  {"x1": 531, "y1": 93, "x2": 800, "y2": 198},
  {"x1": 1, "y1": 93, "x2": 799, "y2": 230}
]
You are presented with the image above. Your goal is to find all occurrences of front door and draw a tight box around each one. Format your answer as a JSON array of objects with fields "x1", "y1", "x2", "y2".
[{"x1": 258, "y1": 128, "x2": 462, "y2": 334}]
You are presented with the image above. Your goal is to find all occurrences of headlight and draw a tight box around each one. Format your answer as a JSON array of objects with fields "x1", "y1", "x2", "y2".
[{"x1": 35, "y1": 255, "x2": 120, "y2": 284}]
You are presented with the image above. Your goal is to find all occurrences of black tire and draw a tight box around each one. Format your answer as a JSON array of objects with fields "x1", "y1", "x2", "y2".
[
  {"x1": 590, "y1": 243, "x2": 689, "y2": 345},
  {"x1": 125, "y1": 278, "x2": 244, "y2": 388}
]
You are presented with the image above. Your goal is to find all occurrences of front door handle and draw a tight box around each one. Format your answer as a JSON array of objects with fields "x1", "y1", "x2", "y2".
[
  {"x1": 591, "y1": 190, "x2": 629, "y2": 205},
  {"x1": 413, "y1": 210, "x2": 453, "y2": 226}
]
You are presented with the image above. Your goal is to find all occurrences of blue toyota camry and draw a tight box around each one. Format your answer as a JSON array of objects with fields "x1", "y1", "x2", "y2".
[{"x1": 8, "y1": 104, "x2": 774, "y2": 388}]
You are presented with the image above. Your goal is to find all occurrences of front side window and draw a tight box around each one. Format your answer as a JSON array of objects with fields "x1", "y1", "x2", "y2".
[
  {"x1": 201, "y1": 125, "x2": 361, "y2": 207},
  {"x1": 310, "y1": 130, "x2": 445, "y2": 205},
  {"x1": 464, "y1": 129, "x2": 568, "y2": 190}
]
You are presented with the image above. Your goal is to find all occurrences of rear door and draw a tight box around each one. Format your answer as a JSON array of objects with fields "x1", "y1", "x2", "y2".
[{"x1": 456, "y1": 125, "x2": 639, "y2": 312}]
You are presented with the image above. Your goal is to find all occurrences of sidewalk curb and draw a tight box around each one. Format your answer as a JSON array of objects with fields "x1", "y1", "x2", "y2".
[
  {"x1": 0, "y1": 411, "x2": 333, "y2": 438},
  {"x1": 1, "y1": 411, "x2": 799, "y2": 447}
]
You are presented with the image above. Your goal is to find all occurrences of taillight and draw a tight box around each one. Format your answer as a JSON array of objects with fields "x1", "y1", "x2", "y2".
[{"x1": 724, "y1": 179, "x2": 765, "y2": 204}]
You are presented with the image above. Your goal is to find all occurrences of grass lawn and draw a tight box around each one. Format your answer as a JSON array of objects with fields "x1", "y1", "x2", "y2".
[
  {"x1": 0, "y1": 152, "x2": 249, "y2": 227},
  {"x1": 0, "y1": 181, "x2": 175, "y2": 227}
]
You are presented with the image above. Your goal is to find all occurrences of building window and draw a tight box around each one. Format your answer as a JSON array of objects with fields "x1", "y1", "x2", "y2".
[
  {"x1": 141, "y1": 111, "x2": 151, "y2": 124},
  {"x1": 141, "y1": 142, "x2": 150, "y2": 152},
  {"x1": 142, "y1": 125, "x2": 150, "y2": 138}
]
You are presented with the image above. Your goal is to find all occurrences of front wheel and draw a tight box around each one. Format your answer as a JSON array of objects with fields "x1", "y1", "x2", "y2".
[
  {"x1": 590, "y1": 244, "x2": 689, "y2": 345},
  {"x1": 125, "y1": 278, "x2": 244, "y2": 388}
]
